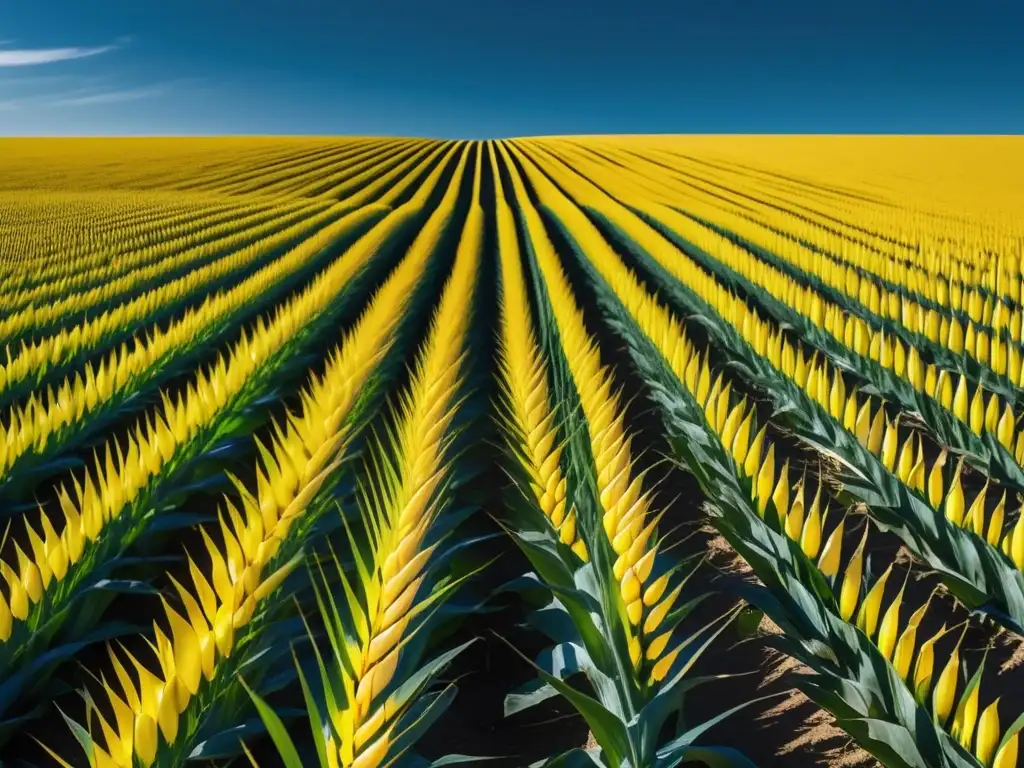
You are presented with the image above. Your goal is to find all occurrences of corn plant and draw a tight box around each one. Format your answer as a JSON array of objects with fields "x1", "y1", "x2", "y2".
[
  {"x1": 494, "y1": 141, "x2": 763, "y2": 768},
  {"x1": 560, "y1": 202, "x2": 1024, "y2": 767},
  {"x1": 510, "y1": 139, "x2": 1024, "y2": 636},
  {"x1": 0, "y1": 147, "x2": 468, "y2": 739},
  {"x1": 40, "y1": 158, "x2": 471, "y2": 766},
  {"x1": 2, "y1": 134, "x2": 1023, "y2": 768},
  {"x1": 240, "y1": 145, "x2": 487, "y2": 768}
]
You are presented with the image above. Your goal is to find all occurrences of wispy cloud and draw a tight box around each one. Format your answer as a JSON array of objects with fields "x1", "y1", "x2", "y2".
[
  {"x1": 0, "y1": 75, "x2": 195, "y2": 111},
  {"x1": 0, "y1": 73, "x2": 93, "y2": 92},
  {"x1": 51, "y1": 85, "x2": 164, "y2": 107},
  {"x1": 0, "y1": 44, "x2": 116, "y2": 67}
]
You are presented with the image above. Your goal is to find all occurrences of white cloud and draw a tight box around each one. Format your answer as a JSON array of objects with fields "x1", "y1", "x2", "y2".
[{"x1": 0, "y1": 44, "x2": 116, "y2": 67}]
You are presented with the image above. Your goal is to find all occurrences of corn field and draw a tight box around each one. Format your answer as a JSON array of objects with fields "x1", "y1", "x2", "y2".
[{"x1": 1, "y1": 136, "x2": 1024, "y2": 768}]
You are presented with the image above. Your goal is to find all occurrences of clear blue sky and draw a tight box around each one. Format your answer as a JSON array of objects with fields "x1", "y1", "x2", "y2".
[{"x1": 0, "y1": 0, "x2": 1021, "y2": 137}]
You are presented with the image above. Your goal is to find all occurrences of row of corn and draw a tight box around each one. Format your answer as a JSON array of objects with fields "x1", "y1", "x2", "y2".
[{"x1": 1, "y1": 137, "x2": 1022, "y2": 767}]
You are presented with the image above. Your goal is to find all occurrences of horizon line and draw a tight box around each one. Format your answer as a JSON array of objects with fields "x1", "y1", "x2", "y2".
[{"x1": 0, "y1": 132, "x2": 1022, "y2": 140}]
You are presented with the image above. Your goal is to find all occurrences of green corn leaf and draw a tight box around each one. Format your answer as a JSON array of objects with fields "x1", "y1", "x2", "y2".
[{"x1": 239, "y1": 677, "x2": 306, "y2": 768}]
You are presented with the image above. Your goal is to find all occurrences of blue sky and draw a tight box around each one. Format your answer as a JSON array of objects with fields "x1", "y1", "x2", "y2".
[{"x1": 0, "y1": 0, "x2": 1021, "y2": 137}]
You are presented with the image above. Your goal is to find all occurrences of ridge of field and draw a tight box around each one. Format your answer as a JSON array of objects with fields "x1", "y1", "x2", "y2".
[{"x1": 2, "y1": 137, "x2": 1024, "y2": 768}]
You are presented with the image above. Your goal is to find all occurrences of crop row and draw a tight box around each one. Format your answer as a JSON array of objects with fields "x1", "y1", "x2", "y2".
[{"x1": 1, "y1": 137, "x2": 1022, "y2": 768}]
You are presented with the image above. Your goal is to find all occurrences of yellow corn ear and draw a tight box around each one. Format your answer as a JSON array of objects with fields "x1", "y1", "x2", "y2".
[
  {"x1": 818, "y1": 516, "x2": 845, "y2": 579},
  {"x1": 975, "y1": 698, "x2": 1000, "y2": 765},
  {"x1": 933, "y1": 627, "x2": 966, "y2": 725},
  {"x1": 855, "y1": 564, "x2": 892, "y2": 639},
  {"x1": 994, "y1": 732, "x2": 1018, "y2": 768},
  {"x1": 839, "y1": 527, "x2": 868, "y2": 621},
  {"x1": 944, "y1": 458, "x2": 966, "y2": 526}
]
